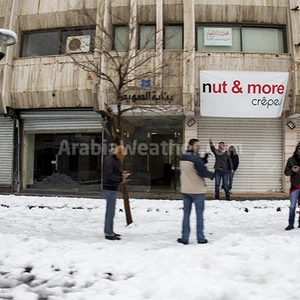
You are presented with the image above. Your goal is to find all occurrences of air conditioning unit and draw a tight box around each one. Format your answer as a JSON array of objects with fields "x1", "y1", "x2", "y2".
[{"x1": 66, "y1": 35, "x2": 91, "y2": 53}]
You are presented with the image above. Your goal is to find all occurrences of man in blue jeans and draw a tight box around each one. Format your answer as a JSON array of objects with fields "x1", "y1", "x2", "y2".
[
  {"x1": 102, "y1": 145, "x2": 130, "y2": 240},
  {"x1": 209, "y1": 138, "x2": 233, "y2": 200},
  {"x1": 178, "y1": 139, "x2": 214, "y2": 245},
  {"x1": 284, "y1": 142, "x2": 300, "y2": 230}
]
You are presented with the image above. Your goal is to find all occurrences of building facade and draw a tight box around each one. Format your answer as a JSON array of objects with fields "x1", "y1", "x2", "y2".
[{"x1": 0, "y1": 0, "x2": 299, "y2": 197}]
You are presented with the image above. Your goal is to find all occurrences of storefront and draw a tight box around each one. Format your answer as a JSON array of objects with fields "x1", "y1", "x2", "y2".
[
  {"x1": 122, "y1": 116, "x2": 184, "y2": 193},
  {"x1": 20, "y1": 109, "x2": 103, "y2": 193},
  {"x1": 0, "y1": 116, "x2": 14, "y2": 189},
  {"x1": 19, "y1": 109, "x2": 184, "y2": 194},
  {"x1": 197, "y1": 70, "x2": 287, "y2": 194},
  {"x1": 197, "y1": 117, "x2": 283, "y2": 193}
]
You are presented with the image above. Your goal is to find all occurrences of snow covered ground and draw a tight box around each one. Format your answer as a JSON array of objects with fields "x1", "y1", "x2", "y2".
[{"x1": 0, "y1": 194, "x2": 300, "y2": 300}]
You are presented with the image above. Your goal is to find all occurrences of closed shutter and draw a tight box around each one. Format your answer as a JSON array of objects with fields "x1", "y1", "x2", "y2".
[
  {"x1": 0, "y1": 116, "x2": 14, "y2": 187},
  {"x1": 197, "y1": 117, "x2": 283, "y2": 193},
  {"x1": 21, "y1": 110, "x2": 103, "y2": 133}
]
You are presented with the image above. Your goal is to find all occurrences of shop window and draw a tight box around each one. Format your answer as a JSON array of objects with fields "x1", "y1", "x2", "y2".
[
  {"x1": 164, "y1": 25, "x2": 183, "y2": 50},
  {"x1": 20, "y1": 28, "x2": 95, "y2": 57},
  {"x1": 113, "y1": 25, "x2": 129, "y2": 51},
  {"x1": 196, "y1": 25, "x2": 286, "y2": 54},
  {"x1": 139, "y1": 25, "x2": 156, "y2": 49},
  {"x1": 241, "y1": 27, "x2": 285, "y2": 53}
]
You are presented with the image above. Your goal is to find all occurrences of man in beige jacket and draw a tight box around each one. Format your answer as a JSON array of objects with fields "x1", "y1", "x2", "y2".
[{"x1": 178, "y1": 139, "x2": 214, "y2": 245}]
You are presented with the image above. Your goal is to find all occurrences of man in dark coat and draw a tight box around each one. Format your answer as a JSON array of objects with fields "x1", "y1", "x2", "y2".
[
  {"x1": 284, "y1": 142, "x2": 300, "y2": 230},
  {"x1": 209, "y1": 137, "x2": 233, "y2": 200},
  {"x1": 102, "y1": 145, "x2": 130, "y2": 240}
]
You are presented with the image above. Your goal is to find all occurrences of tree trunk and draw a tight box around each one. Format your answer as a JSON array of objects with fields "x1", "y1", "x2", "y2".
[
  {"x1": 120, "y1": 183, "x2": 133, "y2": 225},
  {"x1": 104, "y1": 112, "x2": 133, "y2": 225}
]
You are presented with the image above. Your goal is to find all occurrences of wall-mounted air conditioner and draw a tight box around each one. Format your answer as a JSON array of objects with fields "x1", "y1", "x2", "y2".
[{"x1": 66, "y1": 35, "x2": 91, "y2": 53}]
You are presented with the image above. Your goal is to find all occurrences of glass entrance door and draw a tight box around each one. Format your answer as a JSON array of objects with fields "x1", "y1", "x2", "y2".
[{"x1": 123, "y1": 116, "x2": 183, "y2": 193}]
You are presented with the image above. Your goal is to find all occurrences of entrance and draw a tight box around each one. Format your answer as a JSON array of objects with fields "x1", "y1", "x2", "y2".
[
  {"x1": 25, "y1": 133, "x2": 102, "y2": 192},
  {"x1": 122, "y1": 116, "x2": 183, "y2": 193}
]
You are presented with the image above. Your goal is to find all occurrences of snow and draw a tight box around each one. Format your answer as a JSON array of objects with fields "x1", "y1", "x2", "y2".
[{"x1": 0, "y1": 194, "x2": 300, "y2": 300}]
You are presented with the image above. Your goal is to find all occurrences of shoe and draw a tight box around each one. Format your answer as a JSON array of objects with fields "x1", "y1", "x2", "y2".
[
  {"x1": 298, "y1": 225, "x2": 300, "y2": 228},
  {"x1": 113, "y1": 232, "x2": 121, "y2": 237},
  {"x1": 226, "y1": 197, "x2": 230, "y2": 201},
  {"x1": 215, "y1": 196, "x2": 219, "y2": 200},
  {"x1": 105, "y1": 235, "x2": 121, "y2": 240},
  {"x1": 177, "y1": 238, "x2": 188, "y2": 245},
  {"x1": 198, "y1": 239, "x2": 208, "y2": 244},
  {"x1": 285, "y1": 225, "x2": 294, "y2": 231}
]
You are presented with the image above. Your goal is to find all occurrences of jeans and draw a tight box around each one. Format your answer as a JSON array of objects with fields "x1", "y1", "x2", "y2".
[
  {"x1": 181, "y1": 193, "x2": 206, "y2": 243},
  {"x1": 215, "y1": 169, "x2": 230, "y2": 198},
  {"x1": 228, "y1": 171, "x2": 235, "y2": 191},
  {"x1": 103, "y1": 189, "x2": 118, "y2": 236},
  {"x1": 288, "y1": 189, "x2": 300, "y2": 226}
]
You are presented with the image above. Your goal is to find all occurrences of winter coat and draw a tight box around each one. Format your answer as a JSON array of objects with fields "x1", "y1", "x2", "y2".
[
  {"x1": 230, "y1": 154, "x2": 239, "y2": 171},
  {"x1": 210, "y1": 142, "x2": 233, "y2": 172},
  {"x1": 284, "y1": 150, "x2": 300, "y2": 191},
  {"x1": 103, "y1": 154, "x2": 122, "y2": 191},
  {"x1": 180, "y1": 149, "x2": 214, "y2": 194}
]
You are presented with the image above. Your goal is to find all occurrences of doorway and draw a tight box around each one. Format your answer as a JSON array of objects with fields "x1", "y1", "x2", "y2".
[{"x1": 122, "y1": 116, "x2": 183, "y2": 192}]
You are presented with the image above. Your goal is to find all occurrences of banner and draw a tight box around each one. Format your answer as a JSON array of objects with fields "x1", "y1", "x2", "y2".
[{"x1": 200, "y1": 71, "x2": 289, "y2": 118}]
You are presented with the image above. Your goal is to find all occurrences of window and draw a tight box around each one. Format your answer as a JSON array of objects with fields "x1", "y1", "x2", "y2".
[
  {"x1": 164, "y1": 25, "x2": 183, "y2": 50},
  {"x1": 113, "y1": 25, "x2": 129, "y2": 51},
  {"x1": 242, "y1": 27, "x2": 284, "y2": 53},
  {"x1": 20, "y1": 28, "x2": 95, "y2": 57},
  {"x1": 139, "y1": 25, "x2": 156, "y2": 49},
  {"x1": 21, "y1": 31, "x2": 60, "y2": 57},
  {"x1": 197, "y1": 26, "x2": 241, "y2": 52},
  {"x1": 196, "y1": 25, "x2": 286, "y2": 54}
]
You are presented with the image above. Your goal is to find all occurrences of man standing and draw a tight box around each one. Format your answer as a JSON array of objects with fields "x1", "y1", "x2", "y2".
[
  {"x1": 102, "y1": 145, "x2": 130, "y2": 240},
  {"x1": 284, "y1": 142, "x2": 300, "y2": 230},
  {"x1": 178, "y1": 139, "x2": 214, "y2": 245},
  {"x1": 209, "y1": 138, "x2": 233, "y2": 200}
]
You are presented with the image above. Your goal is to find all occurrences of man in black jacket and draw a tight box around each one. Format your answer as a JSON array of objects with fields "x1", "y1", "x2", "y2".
[
  {"x1": 284, "y1": 142, "x2": 300, "y2": 230},
  {"x1": 102, "y1": 145, "x2": 129, "y2": 240}
]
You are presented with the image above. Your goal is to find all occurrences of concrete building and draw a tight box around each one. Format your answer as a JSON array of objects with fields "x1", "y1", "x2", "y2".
[{"x1": 0, "y1": 0, "x2": 299, "y2": 198}]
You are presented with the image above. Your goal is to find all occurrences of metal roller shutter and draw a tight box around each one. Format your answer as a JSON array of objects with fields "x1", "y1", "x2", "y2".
[
  {"x1": 21, "y1": 110, "x2": 103, "y2": 133},
  {"x1": 197, "y1": 117, "x2": 283, "y2": 193},
  {"x1": 0, "y1": 116, "x2": 14, "y2": 187}
]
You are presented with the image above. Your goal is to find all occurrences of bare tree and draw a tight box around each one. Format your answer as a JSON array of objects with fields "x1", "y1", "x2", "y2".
[
  {"x1": 66, "y1": 2, "x2": 187, "y2": 142},
  {"x1": 65, "y1": 2, "x2": 190, "y2": 224}
]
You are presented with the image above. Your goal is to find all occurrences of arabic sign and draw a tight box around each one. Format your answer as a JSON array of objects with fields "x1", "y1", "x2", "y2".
[
  {"x1": 121, "y1": 91, "x2": 174, "y2": 102},
  {"x1": 204, "y1": 28, "x2": 232, "y2": 46},
  {"x1": 200, "y1": 70, "x2": 289, "y2": 118}
]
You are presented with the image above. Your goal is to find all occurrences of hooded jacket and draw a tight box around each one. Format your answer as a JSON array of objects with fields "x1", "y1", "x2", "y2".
[
  {"x1": 284, "y1": 143, "x2": 300, "y2": 191},
  {"x1": 210, "y1": 142, "x2": 233, "y2": 172},
  {"x1": 180, "y1": 149, "x2": 214, "y2": 194},
  {"x1": 229, "y1": 146, "x2": 239, "y2": 171},
  {"x1": 103, "y1": 154, "x2": 122, "y2": 190}
]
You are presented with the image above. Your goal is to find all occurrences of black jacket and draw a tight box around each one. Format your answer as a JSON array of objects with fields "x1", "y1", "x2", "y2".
[
  {"x1": 103, "y1": 154, "x2": 122, "y2": 190},
  {"x1": 231, "y1": 154, "x2": 239, "y2": 171},
  {"x1": 210, "y1": 142, "x2": 233, "y2": 172},
  {"x1": 284, "y1": 153, "x2": 300, "y2": 191}
]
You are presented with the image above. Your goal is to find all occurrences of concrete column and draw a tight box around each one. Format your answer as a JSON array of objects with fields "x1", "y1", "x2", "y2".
[
  {"x1": 183, "y1": 116, "x2": 197, "y2": 150},
  {"x1": 1, "y1": 0, "x2": 20, "y2": 114},
  {"x1": 155, "y1": 0, "x2": 163, "y2": 87},
  {"x1": 183, "y1": 0, "x2": 195, "y2": 115}
]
